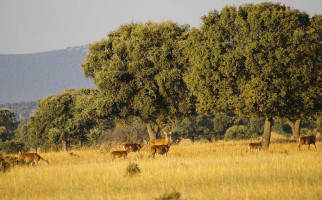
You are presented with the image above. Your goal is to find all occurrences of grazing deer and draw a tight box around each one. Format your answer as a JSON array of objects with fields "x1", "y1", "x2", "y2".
[
  {"x1": 149, "y1": 130, "x2": 172, "y2": 146},
  {"x1": 246, "y1": 141, "x2": 263, "y2": 153},
  {"x1": 121, "y1": 140, "x2": 146, "y2": 156},
  {"x1": 18, "y1": 152, "x2": 49, "y2": 166},
  {"x1": 148, "y1": 145, "x2": 170, "y2": 158},
  {"x1": 298, "y1": 128, "x2": 318, "y2": 150}
]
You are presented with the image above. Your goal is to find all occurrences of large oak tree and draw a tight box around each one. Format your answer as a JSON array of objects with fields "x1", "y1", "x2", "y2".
[
  {"x1": 81, "y1": 22, "x2": 195, "y2": 139},
  {"x1": 184, "y1": 3, "x2": 321, "y2": 148}
]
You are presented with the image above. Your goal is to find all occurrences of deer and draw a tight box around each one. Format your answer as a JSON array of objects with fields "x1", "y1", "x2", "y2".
[
  {"x1": 18, "y1": 152, "x2": 49, "y2": 166},
  {"x1": 111, "y1": 147, "x2": 131, "y2": 160},
  {"x1": 121, "y1": 140, "x2": 147, "y2": 157},
  {"x1": 298, "y1": 128, "x2": 318, "y2": 150},
  {"x1": 246, "y1": 141, "x2": 263, "y2": 153},
  {"x1": 148, "y1": 145, "x2": 170, "y2": 158},
  {"x1": 149, "y1": 130, "x2": 172, "y2": 147},
  {"x1": 148, "y1": 123, "x2": 175, "y2": 158}
]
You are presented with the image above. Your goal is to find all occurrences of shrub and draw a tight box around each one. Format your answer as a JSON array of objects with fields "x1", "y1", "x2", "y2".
[
  {"x1": 0, "y1": 153, "x2": 11, "y2": 173},
  {"x1": 0, "y1": 141, "x2": 26, "y2": 154},
  {"x1": 125, "y1": 162, "x2": 141, "y2": 176},
  {"x1": 224, "y1": 125, "x2": 250, "y2": 140},
  {"x1": 155, "y1": 191, "x2": 181, "y2": 200},
  {"x1": 300, "y1": 128, "x2": 312, "y2": 136}
]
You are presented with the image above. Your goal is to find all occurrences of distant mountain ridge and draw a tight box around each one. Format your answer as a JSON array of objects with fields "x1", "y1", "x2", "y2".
[{"x1": 0, "y1": 45, "x2": 95, "y2": 104}]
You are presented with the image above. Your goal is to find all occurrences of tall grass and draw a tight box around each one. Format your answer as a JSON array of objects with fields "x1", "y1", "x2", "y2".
[{"x1": 0, "y1": 141, "x2": 321, "y2": 200}]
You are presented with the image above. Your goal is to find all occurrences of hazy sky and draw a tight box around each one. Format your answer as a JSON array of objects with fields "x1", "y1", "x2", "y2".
[{"x1": 0, "y1": 0, "x2": 321, "y2": 54}]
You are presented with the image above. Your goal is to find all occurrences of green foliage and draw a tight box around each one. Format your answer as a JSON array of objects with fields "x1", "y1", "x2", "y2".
[
  {"x1": 88, "y1": 128, "x2": 103, "y2": 145},
  {"x1": 81, "y1": 21, "x2": 195, "y2": 133},
  {"x1": 174, "y1": 113, "x2": 234, "y2": 141},
  {"x1": 272, "y1": 118, "x2": 292, "y2": 136},
  {"x1": 28, "y1": 88, "x2": 103, "y2": 150},
  {"x1": 174, "y1": 115, "x2": 211, "y2": 142},
  {"x1": 0, "y1": 109, "x2": 16, "y2": 141},
  {"x1": 186, "y1": 2, "x2": 321, "y2": 120},
  {"x1": 239, "y1": 117, "x2": 265, "y2": 137},
  {"x1": 0, "y1": 141, "x2": 25, "y2": 154},
  {"x1": 184, "y1": 3, "x2": 321, "y2": 147},
  {"x1": 14, "y1": 122, "x2": 29, "y2": 143},
  {"x1": 125, "y1": 162, "x2": 141, "y2": 177},
  {"x1": 0, "y1": 153, "x2": 11, "y2": 173},
  {"x1": 224, "y1": 125, "x2": 250, "y2": 140}
]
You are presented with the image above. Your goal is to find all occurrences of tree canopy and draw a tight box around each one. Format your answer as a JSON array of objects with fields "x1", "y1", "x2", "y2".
[
  {"x1": 28, "y1": 89, "x2": 101, "y2": 151},
  {"x1": 184, "y1": 3, "x2": 321, "y2": 148},
  {"x1": 81, "y1": 21, "x2": 196, "y2": 139},
  {"x1": 0, "y1": 108, "x2": 16, "y2": 142}
]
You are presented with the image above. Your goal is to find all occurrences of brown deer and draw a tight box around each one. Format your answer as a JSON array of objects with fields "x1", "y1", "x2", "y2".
[
  {"x1": 111, "y1": 148, "x2": 130, "y2": 160},
  {"x1": 298, "y1": 128, "x2": 318, "y2": 150},
  {"x1": 121, "y1": 140, "x2": 146, "y2": 157},
  {"x1": 246, "y1": 141, "x2": 263, "y2": 153},
  {"x1": 148, "y1": 145, "x2": 170, "y2": 158},
  {"x1": 149, "y1": 130, "x2": 172, "y2": 146},
  {"x1": 18, "y1": 152, "x2": 49, "y2": 166}
]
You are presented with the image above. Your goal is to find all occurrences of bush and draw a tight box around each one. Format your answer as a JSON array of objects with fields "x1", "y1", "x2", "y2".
[
  {"x1": 125, "y1": 162, "x2": 141, "y2": 176},
  {"x1": 0, "y1": 153, "x2": 11, "y2": 173},
  {"x1": 155, "y1": 191, "x2": 181, "y2": 200},
  {"x1": 0, "y1": 141, "x2": 26, "y2": 154},
  {"x1": 272, "y1": 118, "x2": 292, "y2": 136},
  {"x1": 0, "y1": 153, "x2": 26, "y2": 173},
  {"x1": 88, "y1": 128, "x2": 103, "y2": 145},
  {"x1": 300, "y1": 128, "x2": 312, "y2": 136},
  {"x1": 224, "y1": 125, "x2": 250, "y2": 140}
]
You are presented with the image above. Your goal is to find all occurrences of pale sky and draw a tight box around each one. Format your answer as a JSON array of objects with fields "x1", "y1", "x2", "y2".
[{"x1": 0, "y1": 0, "x2": 321, "y2": 54}]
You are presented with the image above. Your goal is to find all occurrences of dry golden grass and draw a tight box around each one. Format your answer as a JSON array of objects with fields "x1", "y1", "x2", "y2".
[{"x1": 0, "y1": 141, "x2": 321, "y2": 200}]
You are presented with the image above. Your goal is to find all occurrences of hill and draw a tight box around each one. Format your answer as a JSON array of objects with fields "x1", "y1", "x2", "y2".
[
  {"x1": 0, "y1": 45, "x2": 95, "y2": 104},
  {"x1": 0, "y1": 101, "x2": 37, "y2": 122}
]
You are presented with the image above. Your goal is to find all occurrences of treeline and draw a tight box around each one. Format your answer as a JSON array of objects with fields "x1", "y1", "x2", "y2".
[
  {"x1": 1, "y1": 2, "x2": 321, "y2": 152},
  {"x1": 0, "y1": 89, "x2": 319, "y2": 153}
]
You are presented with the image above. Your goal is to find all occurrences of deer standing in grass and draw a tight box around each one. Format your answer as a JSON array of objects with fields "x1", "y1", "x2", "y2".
[
  {"x1": 246, "y1": 141, "x2": 263, "y2": 153},
  {"x1": 148, "y1": 145, "x2": 170, "y2": 158},
  {"x1": 18, "y1": 152, "x2": 49, "y2": 166},
  {"x1": 298, "y1": 128, "x2": 318, "y2": 150},
  {"x1": 121, "y1": 140, "x2": 146, "y2": 157},
  {"x1": 111, "y1": 147, "x2": 131, "y2": 160},
  {"x1": 149, "y1": 130, "x2": 172, "y2": 146},
  {"x1": 148, "y1": 130, "x2": 173, "y2": 158}
]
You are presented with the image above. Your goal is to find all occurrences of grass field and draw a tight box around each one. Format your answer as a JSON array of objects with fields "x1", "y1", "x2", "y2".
[{"x1": 0, "y1": 140, "x2": 321, "y2": 200}]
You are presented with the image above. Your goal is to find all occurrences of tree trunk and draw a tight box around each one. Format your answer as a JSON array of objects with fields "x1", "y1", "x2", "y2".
[
  {"x1": 146, "y1": 123, "x2": 160, "y2": 140},
  {"x1": 262, "y1": 116, "x2": 272, "y2": 150},
  {"x1": 285, "y1": 118, "x2": 301, "y2": 138},
  {"x1": 62, "y1": 140, "x2": 68, "y2": 152}
]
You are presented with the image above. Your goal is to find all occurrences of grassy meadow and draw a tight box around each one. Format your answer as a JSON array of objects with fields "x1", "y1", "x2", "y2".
[{"x1": 0, "y1": 140, "x2": 321, "y2": 200}]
